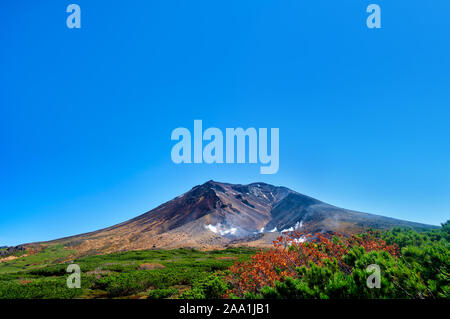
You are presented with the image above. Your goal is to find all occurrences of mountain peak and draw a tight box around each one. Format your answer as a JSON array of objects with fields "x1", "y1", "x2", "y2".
[{"x1": 34, "y1": 181, "x2": 438, "y2": 254}]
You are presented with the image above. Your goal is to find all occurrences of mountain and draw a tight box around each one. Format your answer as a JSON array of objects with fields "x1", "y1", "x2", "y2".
[{"x1": 27, "y1": 180, "x2": 438, "y2": 255}]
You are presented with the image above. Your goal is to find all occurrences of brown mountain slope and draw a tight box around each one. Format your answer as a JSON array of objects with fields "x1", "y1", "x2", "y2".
[{"x1": 27, "y1": 180, "x2": 438, "y2": 255}]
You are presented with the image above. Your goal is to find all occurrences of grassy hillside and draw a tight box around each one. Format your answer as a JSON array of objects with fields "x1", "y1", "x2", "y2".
[
  {"x1": 0, "y1": 244, "x2": 74, "y2": 274},
  {"x1": 0, "y1": 222, "x2": 448, "y2": 299},
  {"x1": 0, "y1": 247, "x2": 256, "y2": 299}
]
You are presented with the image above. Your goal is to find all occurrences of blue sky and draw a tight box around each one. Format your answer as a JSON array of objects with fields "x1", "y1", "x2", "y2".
[{"x1": 1, "y1": 1, "x2": 449, "y2": 246}]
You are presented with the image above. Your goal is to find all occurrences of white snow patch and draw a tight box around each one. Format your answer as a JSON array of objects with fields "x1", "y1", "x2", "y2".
[
  {"x1": 286, "y1": 236, "x2": 306, "y2": 246},
  {"x1": 205, "y1": 223, "x2": 237, "y2": 236},
  {"x1": 259, "y1": 227, "x2": 265, "y2": 233},
  {"x1": 288, "y1": 236, "x2": 306, "y2": 246},
  {"x1": 281, "y1": 226, "x2": 294, "y2": 233},
  {"x1": 294, "y1": 236, "x2": 306, "y2": 244},
  {"x1": 268, "y1": 227, "x2": 277, "y2": 233},
  {"x1": 281, "y1": 220, "x2": 304, "y2": 233},
  {"x1": 205, "y1": 224, "x2": 218, "y2": 233}
]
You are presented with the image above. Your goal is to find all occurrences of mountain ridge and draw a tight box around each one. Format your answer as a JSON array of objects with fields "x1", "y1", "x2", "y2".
[{"x1": 24, "y1": 180, "x2": 438, "y2": 255}]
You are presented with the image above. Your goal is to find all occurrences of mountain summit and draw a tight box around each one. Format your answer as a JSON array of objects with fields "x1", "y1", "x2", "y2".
[{"x1": 34, "y1": 181, "x2": 436, "y2": 254}]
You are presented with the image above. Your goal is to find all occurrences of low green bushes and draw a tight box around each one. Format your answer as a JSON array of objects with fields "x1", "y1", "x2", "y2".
[
  {"x1": 148, "y1": 288, "x2": 178, "y2": 299},
  {"x1": 0, "y1": 278, "x2": 83, "y2": 299},
  {"x1": 180, "y1": 273, "x2": 228, "y2": 299}
]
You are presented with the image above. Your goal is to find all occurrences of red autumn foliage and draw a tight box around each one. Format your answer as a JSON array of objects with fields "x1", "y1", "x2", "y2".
[{"x1": 225, "y1": 230, "x2": 398, "y2": 297}]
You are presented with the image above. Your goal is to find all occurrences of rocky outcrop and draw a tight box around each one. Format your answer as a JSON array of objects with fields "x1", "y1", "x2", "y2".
[{"x1": 0, "y1": 245, "x2": 26, "y2": 257}]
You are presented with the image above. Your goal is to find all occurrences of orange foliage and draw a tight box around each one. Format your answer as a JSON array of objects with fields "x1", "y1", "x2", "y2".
[{"x1": 226, "y1": 231, "x2": 398, "y2": 297}]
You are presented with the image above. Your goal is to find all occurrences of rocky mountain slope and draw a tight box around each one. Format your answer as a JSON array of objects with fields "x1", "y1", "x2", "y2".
[{"x1": 26, "y1": 180, "x2": 437, "y2": 255}]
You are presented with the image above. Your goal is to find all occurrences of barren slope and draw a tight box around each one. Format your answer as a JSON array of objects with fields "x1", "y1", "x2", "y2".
[{"x1": 26, "y1": 180, "x2": 437, "y2": 255}]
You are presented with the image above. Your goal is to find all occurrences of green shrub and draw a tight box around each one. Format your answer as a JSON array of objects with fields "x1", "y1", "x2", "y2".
[
  {"x1": 0, "y1": 278, "x2": 83, "y2": 299},
  {"x1": 181, "y1": 273, "x2": 228, "y2": 299},
  {"x1": 254, "y1": 223, "x2": 449, "y2": 299},
  {"x1": 147, "y1": 288, "x2": 178, "y2": 299}
]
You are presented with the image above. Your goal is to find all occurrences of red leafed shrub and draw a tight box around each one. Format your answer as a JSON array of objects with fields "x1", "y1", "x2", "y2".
[{"x1": 225, "y1": 231, "x2": 398, "y2": 297}]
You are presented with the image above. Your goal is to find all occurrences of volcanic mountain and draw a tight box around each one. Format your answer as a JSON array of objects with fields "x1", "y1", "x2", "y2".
[{"x1": 32, "y1": 180, "x2": 436, "y2": 255}]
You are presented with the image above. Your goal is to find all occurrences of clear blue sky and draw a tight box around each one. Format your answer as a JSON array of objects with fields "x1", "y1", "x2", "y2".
[{"x1": 1, "y1": 1, "x2": 449, "y2": 246}]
